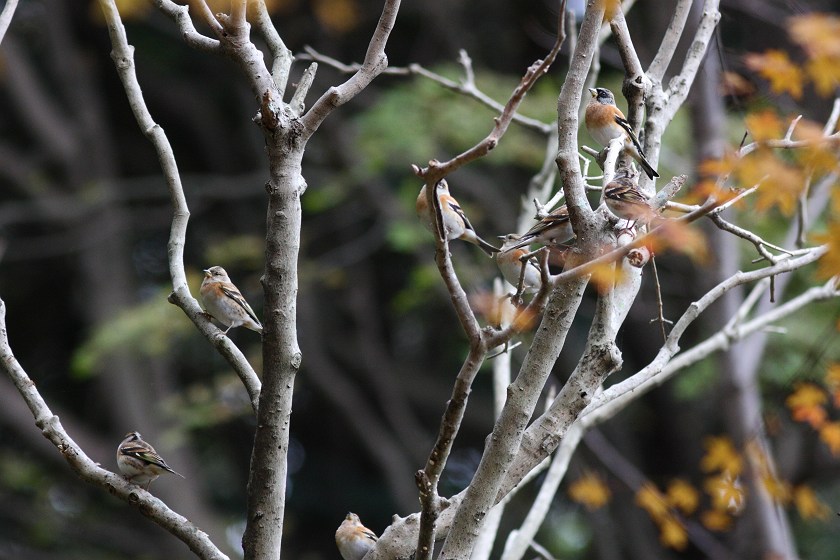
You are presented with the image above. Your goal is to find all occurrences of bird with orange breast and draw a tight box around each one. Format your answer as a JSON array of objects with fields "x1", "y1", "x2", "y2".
[
  {"x1": 416, "y1": 179, "x2": 499, "y2": 255},
  {"x1": 585, "y1": 87, "x2": 659, "y2": 180}
]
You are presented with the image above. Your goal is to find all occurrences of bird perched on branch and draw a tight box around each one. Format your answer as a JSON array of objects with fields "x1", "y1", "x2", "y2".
[
  {"x1": 495, "y1": 234, "x2": 542, "y2": 294},
  {"x1": 501, "y1": 204, "x2": 575, "y2": 252},
  {"x1": 116, "y1": 431, "x2": 184, "y2": 490},
  {"x1": 200, "y1": 266, "x2": 263, "y2": 335},
  {"x1": 585, "y1": 87, "x2": 659, "y2": 180},
  {"x1": 416, "y1": 179, "x2": 499, "y2": 255},
  {"x1": 336, "y1": 512, "x2": 378, "y2": 560},
  {"x1": 603, "y1": 171, "x2": 660, "y2": 228}
]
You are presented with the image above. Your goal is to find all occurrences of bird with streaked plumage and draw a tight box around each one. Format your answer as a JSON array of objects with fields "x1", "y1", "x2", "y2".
[
  {"x1": 116, "y1": 431, "x2": 184, "y2": 490},
  {"x1": 585, "y1": 87, "x2": 659, "y2": 180},
  {"x1": 416, "y1": 179, "x2": 499, "y2": 255}
]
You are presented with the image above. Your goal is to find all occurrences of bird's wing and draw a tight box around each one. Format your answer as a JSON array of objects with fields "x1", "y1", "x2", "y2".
[
  {"x1": 221, "y1": 285, "x2": 261, "y2": 325},
  {"x1": 614, "y1": 114, "x2": 648, "y2": 158}
]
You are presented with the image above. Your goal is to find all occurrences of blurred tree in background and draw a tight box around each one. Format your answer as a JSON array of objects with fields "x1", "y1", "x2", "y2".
[{"x1": 0, "y1": 1, "x2": 839, "y2": 559}]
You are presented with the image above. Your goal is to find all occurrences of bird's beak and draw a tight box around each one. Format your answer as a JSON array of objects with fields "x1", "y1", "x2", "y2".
[
  {"x1": 203, "y1": 269, "x2": 211, "y2": 277},
  {"x1": 498, "y1": 235, "x2": 507, "y2": 240},
  {"x1": 588, "y1": 87, "x2": 597, "y2": 97}
]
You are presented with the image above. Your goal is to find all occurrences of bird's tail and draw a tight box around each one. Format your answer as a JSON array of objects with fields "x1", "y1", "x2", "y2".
[
  {"x1": 476, "y1": 235, "x2": 501, "y2": 256},
  {"x1": 637, "y1": 154, "x2": 659, "y2": 179}
]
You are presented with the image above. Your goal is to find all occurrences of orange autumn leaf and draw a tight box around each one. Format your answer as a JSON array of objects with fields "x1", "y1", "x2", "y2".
[
  {"x1": 823, "y1": 363, "x2": 840, "y2": 389},
  {"x1": 568, "y1": 471, "x2": 611, "y2": 511},
  {"x1": 600, "y1": 0, "x2": 622, "y2": 21},
  {"x1": 588, "y1": 261, "x2": 626, "y2": 294},
  {"x1": 647, "y1": 220, "x2": 709, "y2": 263},
  {"x1": 761, "y1": 473, "x2": 792, "y2": 505},
  {"x1": 700, "y1": 436, "x2": 743, "y2": 476},
  {"x1": 813, "y1": 222, "x2": 840, "y2": 280},
  {"x1": 805, "y1": 55, "x2": 840, "y2": 97},
  {"x1": 745, "y1": 50, "x2": 805, "y2": 99},
  {"x1": 704, "y1": 473, "x2": 746, "y2": 513},
  {"x1": 701, "y1": 509, "x2": 733, "y2": 531},
  {"x1": 658, "y1": 516, "x2": 688, "y2": 551},
  {"x1": 745, "y1": 110, "x2": 784, "y2": 142},
  {"x1": 635, "y1": 483, "x2": 669, "y2": 521},
  {"x1": 819, "y1": 421, "x2": 840, "y2": 456},
  {"x1": 735, "y1": 151, "x2": 806, "y2": 215},
  {"x1": 786, "y1": 382, "x2": 828, "y2": 427},
  {"x1": 666, "y1": 479, "x2": 700, "y2": 516},
  {"x1": 793, "y1": 485, "x2": 831, "y2": 520},
  {"x1": 698, "y1": 152, "x2": 738, "y2": 178},
  {"x1": 789, "y1": 13, "x2": 840, "y2": 59},
  {"x1": 720, "y1": 71, "x2": 756, "y2": 98}
]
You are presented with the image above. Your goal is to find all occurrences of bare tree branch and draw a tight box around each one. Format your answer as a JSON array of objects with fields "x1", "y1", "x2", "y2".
[
  {"x1": 0, "y1": 0, "x2": 19, "y2": 45},
  {"x1": 301, "y1": 0, "x2": 401, "y2": 136},
  {"x1": 98, "y1": 0, "x2": 262, "y2": 412},
  {"x1": 0, "y1": 299, "x2": 229, "y2": 560}
]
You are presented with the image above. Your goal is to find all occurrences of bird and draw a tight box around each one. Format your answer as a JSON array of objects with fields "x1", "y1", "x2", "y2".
[
  {"x1": 495, "y1": 234, "x2": 542, "y2": 294},
  {"x1": 501, "y1": 204, "x2": 575, "y2": 253},
  {"x1": 200, "y1": 266, "x2": 263, "y2": 335},
  {"x1": 603, "y1": 173, "x2": 659, "y2": 228},
  {"x1": 336, "y1": 512, "x2": 378, "y2": 560},
  {"x1": 585, "y1": 87, "x2": 659, "y2": 180},
  {"x1": 416, "y1": 179, "x2": 499, "y2": 255},
  {"x1": 116, "y1": 431, "x2": 184, "y2": 490}
]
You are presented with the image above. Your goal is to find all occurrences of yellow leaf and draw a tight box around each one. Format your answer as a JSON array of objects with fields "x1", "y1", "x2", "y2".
[
  {"x1": 762, "y1": 473, "x2": 792, "y2": 505},
  {"x1": 666, "y1": 479, "x2": 700, "y2": 516},
  {"x1": 704, "y1": 473, "x2": 746, "y2": 513},
  {"x1": 568, "y1": 471, "x2": 611, "y2": 511},
  {"x1": 700, "y1": 436, "x2": 743, "y2": 476},
  {"x1": 745, "y1": 110, "x2": 784, "y2": 142},
  {"x1": 793, "y1": 485, "x2": 831, "y2": 520},
  {"x1": 789, "y1": 13, "x2": 840, "y2": 59},
  {"x1": 813, "y1": 222, "x2": 840, "y2": 280},
  {"x1": 819, "y1": 421, "x2": 840, "y2": 456},
  {"x1": 588, "y1": 261, "x2": 625, "y2": 294},
  {"x1": 313, "y1": 0, "x2": 360, "y2": 34},
  {"x1": 648, "y1": 220, "x2": 709, "y2": 264},
  {"x1": 786, "y1": 382, "x2": 828, "y2": 428},
  {"x1": 745, "y1": 50, "x2": 805, "y2": 99},
  {"x1": 701, "y1": 509, "x2": 733, "y2": 531},
  {"x1": 735, "y1": 150, "x2": 806, "y2": 215},
  {"x1": 658, "y1": 516, "x2": 688, "y2": 550},
  {"x1": 635, "y1": 483, "x2": 669, "y2": 521},
  {"x1": 805, "y1": 55, "x2": 840, "y2": 97}
]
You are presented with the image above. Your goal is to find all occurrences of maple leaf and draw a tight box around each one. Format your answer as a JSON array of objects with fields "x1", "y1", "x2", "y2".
[
  {"x1": 813, "y1": 222, "x2": 840, "y2": 280},
  {"x1": 819, "y1": 421, "x2": 840, "y2": 456},
  {"x1": 735, "y1": 150, "x2": 806, "y2": 215},
  {"x1": 635, "y1": 483, "x2": 669, "y2": 521},
  {"x1": 744, "y1": 50, "x2": 805, "y2": 99},
  {"x1": 700, "y1": 436, "x2": 743, "y2": 476},
  {"x1": 704, "y1": 473, "x2": 746, "y2": 513},
  {"x1": 762, "y1": 473, "x2": 792, "y2": 505},
  {"x1": 806, "y1": 55, "x2": 840, "y2": 97},
  {"x1": 786, "y1": 382, "x2": 828, "y2": 428},
  {"x1": 666, "y1": 479, "x2": 700, "y2": 516},
  {"x1": 568, "y1": 471, "x2": 611, "y2": 511},
  {"x1": 648, "y1": 220, "x2": 709, "y2": 263},
  {"x1": 700, "y1": 509, "x2": 733, "y2": 531},
  {"x1": 745, "y1": 110, "x2": 784, "y2": 142},
  {"x1": 588, "y1": 261, "x2": 626, "y2": 294},
  {"x1": 789, "y1": 13, "x2": 840, "y2": 59},
  {"x1": 658, "y1": 516, "x2": 688, "y2": 551},
  {"x1": 825, "y1": 363, "x2": 840, "y2": 406},
  {"x1": 793, "y1": 485, "x2": 831, "y2": 520},
  {"x1": 720, "y1": 71, "x2": 756, "y2": 98}
]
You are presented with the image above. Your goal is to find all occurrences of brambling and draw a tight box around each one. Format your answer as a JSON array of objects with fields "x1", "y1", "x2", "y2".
[
  {"x1": 335, "y1": 512, "x2": 378, "y2": 560},
  {"x1": 200, "y1": 266, "x2": 263, "y2": 335},
  {"x1": 416, "y1": 179, "x2": 499, "y2": 255},
  {"x1": 603, "y1": 173, "x2": 659, "y2": 228},
  {"x1": 585, "y1": 87, "x2": 659, "y2": 180},
  {"x1": 495, "y1": 234, "x2": 542, "y2": 294},
  {"x1": 501, "y1": 204, "x2": 574, "y2": 252},
  {"x1": 116, "y1": 431, "x2": 184, "y2": 490}
]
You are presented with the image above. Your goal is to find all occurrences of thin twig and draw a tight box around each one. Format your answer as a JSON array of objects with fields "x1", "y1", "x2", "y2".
[{"x1": 0, "y1": 0, "x2": 19, "y2": 45}]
